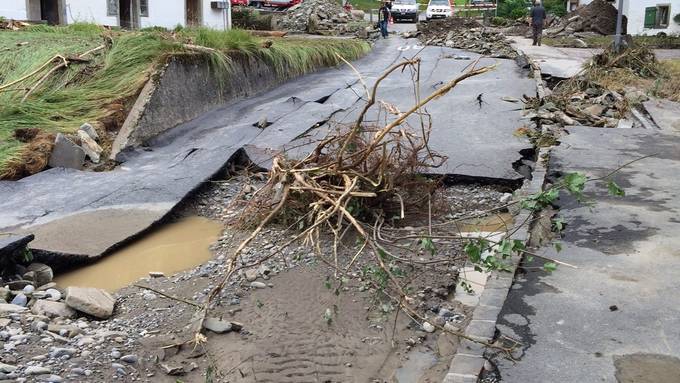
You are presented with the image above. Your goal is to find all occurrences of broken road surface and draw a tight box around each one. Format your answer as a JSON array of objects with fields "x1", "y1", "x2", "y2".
[
  {"x1": 0, "y1": 36, "x2": 533, "y2": 261},
  {"x1": 495, "y1": 126, "x2": 680, "y2": 382}
]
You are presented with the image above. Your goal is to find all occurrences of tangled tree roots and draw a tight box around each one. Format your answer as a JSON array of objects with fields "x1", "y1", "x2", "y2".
[{"x1": 192, "y1": 56, "x2": 499, "y2": 347}]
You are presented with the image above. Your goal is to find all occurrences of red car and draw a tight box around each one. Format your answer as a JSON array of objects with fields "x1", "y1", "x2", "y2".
[
  {"x1": 232, "y1": 0, "x2": 248, "y2": 6},
  {"x1": 248, "y1": 0, "x2": 302, "y2": 9}
]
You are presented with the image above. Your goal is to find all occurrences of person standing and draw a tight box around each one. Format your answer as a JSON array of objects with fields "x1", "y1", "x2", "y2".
[
  {"x1": 378, "y1": 1, "x2": 390, "y2": 39},
  {"x1": 530, "y1": 0, "x2": 546, "y2": 46}
]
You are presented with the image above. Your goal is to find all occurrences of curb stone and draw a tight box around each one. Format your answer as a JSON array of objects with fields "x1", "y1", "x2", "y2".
[{"x1": 442, "y1": 47, "x2": 549, "y2": 383}]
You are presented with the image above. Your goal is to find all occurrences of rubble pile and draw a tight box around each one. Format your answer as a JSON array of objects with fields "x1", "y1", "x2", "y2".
[
  {"x1": 546, "y1": 0, "x2": 627, "y2": 38},
  {"x1": 527, "y1": 86, "x2": 639, "y2": 128},
  {"x1": 279, "y1": 0, "x2": 369, "y2": 36},
  {"x1": 415, "y1": 17, "x2": 517, "y2": 59}
]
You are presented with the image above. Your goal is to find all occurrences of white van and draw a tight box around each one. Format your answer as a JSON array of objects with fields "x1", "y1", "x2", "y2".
[
  {"x1": 391, "y1": 0, "x2": 419, "y2": 23},
  {"x1": 425, "y1": 0, "x2": 452, "y2": 21}
]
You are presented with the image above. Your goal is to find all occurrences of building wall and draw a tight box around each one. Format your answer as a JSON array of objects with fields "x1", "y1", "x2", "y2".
[
  {"x1": 141, "y1": 0, "x2": 185, "y2": 29},
  {"x1": 626, "y1": 0, "x2": 680, "y2": 35},
  {"x1": 0, "y1": 0, "x2": 29, "y2": 20},
  {"x1": 65, "y1": 0, "x2": 118, "y2": 26},
  {"x1": 0, "y1": 0, "x2": 229, "y2": 29},
  {"x1": 203, "y1": 0, "x2": 229, "y2": 30}
]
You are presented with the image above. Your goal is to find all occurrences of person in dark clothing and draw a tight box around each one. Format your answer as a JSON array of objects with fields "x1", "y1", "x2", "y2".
[
  {"x1": 530, "y1": 0, "x2": 546, "y2": 46},
  {"x1": 378, "y1": 1, "x2": 390, "y2": 39}
]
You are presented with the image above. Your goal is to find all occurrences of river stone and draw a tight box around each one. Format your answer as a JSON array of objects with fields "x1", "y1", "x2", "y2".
[
  {"x1": 32, "y1": 300, "x2": 77, "y2": 319},
  {"x1": 120, "y1": 354, "x2": 138, "y2": 364},
  {"x1": 0, "y1": 363, "x2": 17, "y2": 373},
  {"x1": 0, "y1": 288, "x2": 9, "y2": 302},
  {"x1": 422, "y1": 321, "x2": 436, "y2": 333},
  {"x1": 203, "y1": 318, "x2": 232, "y2": 334},
  {"x1": 0, "y1": 303, "x2": 28, "y2": 313},
  {"x1": 160, "y1": 363, "x2": 185, "y2": 376},
  {"x1": 45, "y1": 289, "x2": 62, "y2": 301},
  {"x1": 244, "y1": 269, "x2": 258, "y2": 282},
  {"x1": 48, "y1": 133, "x2": 85, "y2": 170},
  {"x1": 10, "y1": 293, "x2": 27, "y2": 307},
  {"x1": 65, "y1": 287, "x2": 115, "y2": 319},
  {"x1": 37, "y1": 374, "x2": 63, "y2": 382},
  {"x1": 26, "y1": 263, "x2": 54, "y2": 287},
  {"x1": 250, "y1": 281, "x2": 267, "y2": 289},
  {"x1": 24, "y1": 366, "x2": 51, "y2": 375}
]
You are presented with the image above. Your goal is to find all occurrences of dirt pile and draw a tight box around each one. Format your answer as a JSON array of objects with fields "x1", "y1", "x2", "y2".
[
  {"x1": 547, "y1": 0, "x2": 627, "y2": 37},
  {"x1": 416, "y1": 18, "x2": 517, "y2": 59},
  {"x1": 279, "y1": 0, "x2": 368, "y2": 36}
]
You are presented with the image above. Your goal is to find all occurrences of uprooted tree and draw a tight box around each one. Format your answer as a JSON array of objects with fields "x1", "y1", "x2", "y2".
[{"x1": 181, "y1": 54, "x2": 629, "y2": 349}]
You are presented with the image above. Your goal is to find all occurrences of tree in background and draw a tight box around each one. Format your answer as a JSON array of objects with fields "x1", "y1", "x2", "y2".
[
  {"x1": 497, "y1": 0, "x2": 566, "y2": 20},
  {"x1": 497, "y1": 0, "x2": 530, "y2": 19},
  {"x1": 542, "y1": 0, "x2": 567, "y2": 17}
]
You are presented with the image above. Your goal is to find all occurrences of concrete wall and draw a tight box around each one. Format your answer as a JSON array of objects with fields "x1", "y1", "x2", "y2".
[
  {"x1": 111, "y1": 54, "x2": 284, "y2": 159},
  {"x1": 0, "y1": 0, "x2": 29, "y2": 20},
  {"x1": 141, "y1": 0, "x2": 185, "y2": 29},
  {"x1": 65, "y1": 0, "x2": 118, "y2": 26}
]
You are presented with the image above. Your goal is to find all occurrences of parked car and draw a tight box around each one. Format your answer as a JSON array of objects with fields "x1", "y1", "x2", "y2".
[
  {"x1": 232, "y1": 0, "x2": 248, "y2": 6},
  {"x1": 248, "y1": 0, "x2": 301, "y2": 10},
  {"x1": 425, "y1": 0, "x2": 451, "y2": 20},
  {"x1": 390, "y1": 0, "x2": 418, "y2": 23}
]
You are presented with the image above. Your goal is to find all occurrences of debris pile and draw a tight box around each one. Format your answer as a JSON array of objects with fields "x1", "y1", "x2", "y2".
[
  {"x1": 0, "y1": 19, "x2": 29, "y2": 30},
  {"x1": 546, "y1": 0, "x2": 627, "y2": 37},
  {"x1": 416, "y1": 18, "x2": 517, "y2": 58},
  {"x1": 279, "y1": 0, "x2": 369, "y2": 36}
]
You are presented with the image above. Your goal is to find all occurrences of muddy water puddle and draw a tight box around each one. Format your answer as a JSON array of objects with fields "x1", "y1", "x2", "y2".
[
  {"x1": 455, "y1": 212, "x2": 514, "y2": 233},
  {"x1": 55, "y1": 216, "x2": 222, "y2": 291}
]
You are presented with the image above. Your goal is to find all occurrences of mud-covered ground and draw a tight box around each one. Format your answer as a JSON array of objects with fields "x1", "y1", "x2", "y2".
[{"x1": 2, "y1": 172, "x2": 513, "y2": 382}]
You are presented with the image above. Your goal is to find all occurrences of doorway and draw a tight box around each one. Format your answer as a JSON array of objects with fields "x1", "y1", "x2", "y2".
[
  {"x1": 186, "y1": 0, "x2": 202, "y2": 27},
  {"x1": 118, "y1": 0, "x2": 140, "y2": 29},
  {"x1": 40, "y1": 0, "x2": 60, "y2": 24}
]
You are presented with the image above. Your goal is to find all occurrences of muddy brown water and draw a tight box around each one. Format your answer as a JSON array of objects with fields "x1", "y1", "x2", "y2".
[
  {"x1": 54, "y1": 216, "x2": 222, "y2": 291},
  {"x1": 614, "y1": 353, "x2": 680, "y2": 383}
]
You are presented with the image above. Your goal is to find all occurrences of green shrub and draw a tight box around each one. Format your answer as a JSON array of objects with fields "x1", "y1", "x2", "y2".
[
  {"x1": 543, "y1": 0, "x2": 567, "y2": 17},
  {"x1": 674, "y1": 13, "x2": 680, "y2": 24},
  {"x1": 498, "y1": 0, "x2": 530, "y2": 20}
]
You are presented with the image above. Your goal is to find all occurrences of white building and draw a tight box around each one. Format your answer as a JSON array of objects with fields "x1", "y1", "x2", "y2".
[
  {"x1": 566, "y1": 0, "x2": 680, "y2": 35},
  {"x1": 0, "y1": 0, "x2": 230, "y2": 30}
]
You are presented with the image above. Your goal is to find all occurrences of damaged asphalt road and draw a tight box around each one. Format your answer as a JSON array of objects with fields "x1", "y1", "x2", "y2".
[
  {"x1": 0, "y1": 36, "x2": 534, "y2": 261},
  {"x1": 494, "y1": 126, "x2": 680, "y2": 382}
]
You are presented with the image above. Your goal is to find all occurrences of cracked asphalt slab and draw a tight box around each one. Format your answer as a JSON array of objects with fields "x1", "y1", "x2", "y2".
[
  {"x1": 0, "y1": 36, "x2": 534, "y2": 261},
  {"x1": 494, "y1": 126, "x2": 680, "y2": 382}
]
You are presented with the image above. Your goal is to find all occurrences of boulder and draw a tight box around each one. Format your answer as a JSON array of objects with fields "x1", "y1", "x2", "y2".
[
  {"x1": 32, "y1": 300, "x2": 77, "y2": 319},
  {"x1": 48, "y1": 133, "x2": 85, "y2": 170},
  {"x1": 77, "y1": 130, "x2": 103, "y2": 163},
  {"x1": 65, "y1": 287, "x2": 115, "y2": 319}
]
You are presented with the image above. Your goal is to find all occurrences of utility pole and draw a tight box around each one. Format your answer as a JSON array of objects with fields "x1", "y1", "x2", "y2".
[{"x1": 614, "y1": 0, "x2": 624, "y2": 52}]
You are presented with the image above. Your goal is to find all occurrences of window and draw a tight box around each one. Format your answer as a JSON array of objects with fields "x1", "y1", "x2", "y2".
[
  {"x1": 645, "y1": 5, "x2": 670, "y2": 29},
  {"x1": 140, "y1": 0, "x2": 149, "y2": 17},
  {"x1": 107, "y1": 0, "x2": 118, "y2": 16}
]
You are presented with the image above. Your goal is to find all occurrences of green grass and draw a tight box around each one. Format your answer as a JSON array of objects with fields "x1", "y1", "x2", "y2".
[
  {"x1": 0, "y1": 24, "x2": 369, "y2": 178},
  {"x1": 544, "y1": 35, "x2": 680, "y2": 49}
]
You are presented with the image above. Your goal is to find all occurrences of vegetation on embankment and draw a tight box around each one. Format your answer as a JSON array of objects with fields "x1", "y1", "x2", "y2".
[
  {"x1": 0, "y1": 24, "x2": 370, "y2": 179},
  {"x1": 543, "y1": 35, "x2": 680, "y2": 49}
]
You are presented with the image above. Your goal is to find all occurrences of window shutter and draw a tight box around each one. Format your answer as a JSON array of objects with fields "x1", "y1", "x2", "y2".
[{"x1": 644, "y1": 7, "x2": 657, "y2": 28}]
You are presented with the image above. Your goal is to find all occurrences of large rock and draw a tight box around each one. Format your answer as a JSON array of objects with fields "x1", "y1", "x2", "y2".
[
  {"x1": 78, "y1": 123, "x2": 99, "y2": 142},
  {"x1": 0, "y1": 234, "x2": 34, "y2": 277},
  {"x1": 48, "y1": 133, "x2": 85, "y2": 170},
  {"x1": 65, "y1": 287, "x2": 115, "y2": 319},
  {"x1": 32, "y1": 299, "x2": 77, "y2": 319}
]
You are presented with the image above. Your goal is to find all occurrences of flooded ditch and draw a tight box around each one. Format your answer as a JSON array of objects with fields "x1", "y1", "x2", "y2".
[{"x1": 54, "y1": 216, "x2": 222, "y2": 291}]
